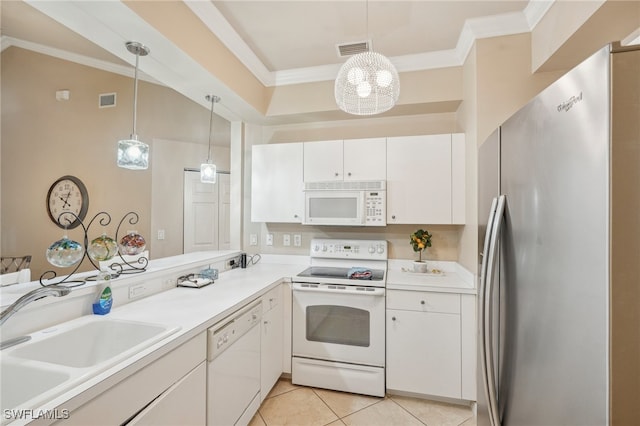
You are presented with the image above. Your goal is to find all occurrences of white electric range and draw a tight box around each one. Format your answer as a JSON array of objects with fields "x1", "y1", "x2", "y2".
[{"x1": 291, "y1": 238, "x2": 388, "y2": 397}]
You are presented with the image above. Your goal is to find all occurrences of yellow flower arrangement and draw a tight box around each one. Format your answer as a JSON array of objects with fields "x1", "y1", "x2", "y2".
[{"x1": 410, "y1": 229, "x2": 432, "y2": 262}]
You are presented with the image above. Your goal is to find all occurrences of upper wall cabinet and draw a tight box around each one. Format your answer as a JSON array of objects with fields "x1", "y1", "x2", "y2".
[
  {"x1": 387, "y1": 134, "x2": 465, "y2": 224},
  {"x1": 251, "y1": 143, "x2": 304, "y2": 223},
  {"x1": 303, "y1": 138, "x2": 386, "y2": 182}
]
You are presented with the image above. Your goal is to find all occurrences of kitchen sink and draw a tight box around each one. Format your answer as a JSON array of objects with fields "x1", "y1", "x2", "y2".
[
  {"x1": 0, "y1": 359, "x2": 70, "y2": 410},
  {"x1": 11, "y1": 318, "x2": 180, "y2": 368}
]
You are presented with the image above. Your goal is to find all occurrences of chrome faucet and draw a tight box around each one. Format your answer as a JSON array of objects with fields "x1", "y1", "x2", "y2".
[{"x1": 0, "y1": 285, "x2": 71, "y2": 349}]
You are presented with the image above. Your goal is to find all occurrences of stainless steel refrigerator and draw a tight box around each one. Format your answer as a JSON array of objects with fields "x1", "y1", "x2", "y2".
[{"x1": 477, "y1": 44, "x2": 639, "y2": 426}]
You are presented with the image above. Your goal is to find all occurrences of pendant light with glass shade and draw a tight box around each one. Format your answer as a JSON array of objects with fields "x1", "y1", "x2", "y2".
[
  {"x1": 334, "y1": 1, "x2": 399, "y2": 115},
  {"x1": 201, "y1": 95, "x2": 220, "y2": 184},
  {"x1": 117, "y1": 41, "x2": 150, "y2": 170}
]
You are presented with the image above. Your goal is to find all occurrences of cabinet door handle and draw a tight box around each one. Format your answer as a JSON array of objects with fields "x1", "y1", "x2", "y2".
[
  {"x1": 334, "y1": 172, "x2": 339, "y2": 177},
  {"x1": 391, "y1": 215, "x2": 396, "y2": 219},
  {"x1": 391, "y1": 316, "x2": 396, "y2": 321},
  {"x1": 347, "y1": 172, "x2": 352, "y2": 176},
  {"x1": 420, "y1": 300, "x2": 426, "y2": 305}
]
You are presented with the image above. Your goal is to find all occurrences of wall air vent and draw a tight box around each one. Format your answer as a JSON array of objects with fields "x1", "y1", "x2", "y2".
[
  {"x1": 99, "y1": 92, "x2": 116, "y2": 108},
  {"x1": 336, "y1": 40, "x2": 371, "y2": 58}
]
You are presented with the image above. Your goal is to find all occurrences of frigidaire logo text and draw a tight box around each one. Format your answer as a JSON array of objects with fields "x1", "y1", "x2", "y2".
[{"x1": 557, "y1": 92, "x2": 583, "y2": 112}]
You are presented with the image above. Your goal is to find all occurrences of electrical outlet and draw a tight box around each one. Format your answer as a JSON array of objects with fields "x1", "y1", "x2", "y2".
[
  {"x1": 283, "y1": 234, "x2": 291, "y2": 246},
  {"x1": 266, "y1": 233, "x2": 274, "y2": 246},
  {"x1": 157, "y1": 229, "x2": 165, "y2": 240},
  {"x1": 250, "y1": 234, "x2": 258, "y2": 246},
  {"x1": 294, "y1": 234, "x2": 302, "y2": 247},
  {"x1": 162, "y1": 278, "x2": 174, "y2": 290},
  {"x1": 129, "y1": 284, "x2": 147, "y2": 299}
]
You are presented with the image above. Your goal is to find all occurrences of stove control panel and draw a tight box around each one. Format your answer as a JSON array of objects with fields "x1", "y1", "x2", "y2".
[{"x1": 310, "y1": 239, "x2": 387, "y2": 260}]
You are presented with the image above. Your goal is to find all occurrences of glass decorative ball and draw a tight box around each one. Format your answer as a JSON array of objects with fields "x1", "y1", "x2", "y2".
[
  {"x1": 88, "y1": 234, "x2": 118, "y2": 262},
  {"x1": 119, "y1": 231, "x2": 146, "y2": 256},
  {"x1": 46, "y1": 236, "x2": 84, "y2": 267}
]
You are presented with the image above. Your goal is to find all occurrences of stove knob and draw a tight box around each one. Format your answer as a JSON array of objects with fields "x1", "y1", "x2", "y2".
[
  {"x1": 377, "y1": 245, "x2": 385, "y2": 254},
  {"x1": 322, "y1": 245, "x2": 327, "y2": 252},
  {"x1": 368, "y1": 246, "x2": 375, "y2": 254},
  {"x1": 312, "y1": 244, "x2": 320, "y2": 252}
]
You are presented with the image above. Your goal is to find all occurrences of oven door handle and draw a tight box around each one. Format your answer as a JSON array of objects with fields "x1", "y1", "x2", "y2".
[{"x1": 292, "y1": 283, "x2": 385, "y2": 296}]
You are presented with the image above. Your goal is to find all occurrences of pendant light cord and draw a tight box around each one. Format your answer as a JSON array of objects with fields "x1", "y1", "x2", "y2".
[
  {"x1": 365, "y1": 0, "x2": 369, "y2": 44},
  {"x1": 206, "y1": 95, "x2": 220, "y2": 163},
  {"x1": 207, "y1": 97, "x2": 214, "y2": 162},
  {"x1": 132, "y1": 52, "x2": 139, "y2": 138}
]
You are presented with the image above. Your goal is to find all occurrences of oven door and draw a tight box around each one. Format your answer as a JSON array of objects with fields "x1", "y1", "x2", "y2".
[{"x1": 292, "y1": 282, "x2": 385, "y2": 367}]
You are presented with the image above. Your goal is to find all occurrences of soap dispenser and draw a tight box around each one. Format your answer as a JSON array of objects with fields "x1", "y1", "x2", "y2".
[{"x1": 92, "y1": 268, "x2": 113, "y2": 315}]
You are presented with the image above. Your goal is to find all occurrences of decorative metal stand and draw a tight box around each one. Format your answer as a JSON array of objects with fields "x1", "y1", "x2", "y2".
[{"x1": 40, "y1": 211, "x2": 148, "y2": 287}]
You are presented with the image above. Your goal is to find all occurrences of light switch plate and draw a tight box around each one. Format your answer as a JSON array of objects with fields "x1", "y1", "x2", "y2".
[
  {"x1": 294, "y1": 234, "x2": 302, "y2": 247},
  {"x1": 250, "y1": 234, "x2": 258, "y2": 246},
  {"x1": 283, "y1": 234, "x2": 291, "y2": 246},
  {"x1": 266, "y1": 233, "x2": 273, "y2": 246}
]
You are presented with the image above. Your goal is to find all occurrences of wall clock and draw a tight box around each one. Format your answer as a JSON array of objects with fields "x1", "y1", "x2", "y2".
[{"x1": 46, "y1": 175, "x2": 89, "y2": 229}]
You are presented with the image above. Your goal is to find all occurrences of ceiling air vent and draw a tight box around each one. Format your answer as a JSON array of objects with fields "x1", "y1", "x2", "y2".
[{"x1": 336, "y1": 40, "x2": 371, "y2": 58}]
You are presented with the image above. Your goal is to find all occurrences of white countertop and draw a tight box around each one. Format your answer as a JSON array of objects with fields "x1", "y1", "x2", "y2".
[
  {"x1": 1, "y1": 257, "x2": 307, "y2": 425},
  {"x1": 386, "y1": 260, "x2": 476, "y2": 294}
]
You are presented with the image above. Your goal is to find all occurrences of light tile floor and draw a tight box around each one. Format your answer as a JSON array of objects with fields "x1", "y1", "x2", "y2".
[{"x1": 250, "y1": 379, "x2": 476, "y2": 426}]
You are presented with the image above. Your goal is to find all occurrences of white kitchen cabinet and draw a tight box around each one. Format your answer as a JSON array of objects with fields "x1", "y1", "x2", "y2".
[
  {"x1": 128, "y1": 362, "x2": 206, "y2": 425},
  {"x1": 261, "y1": 285, "x2": 284, "y2": 401},
  {"x1": 303, "y1": 138, "x2": 386, "y2": 182},
  {"x1": 251, "y1": 142, "x2": 304, "y2": 223},
  {"x1": 303, "y1": 139, "x2": 343, "y2": 181},
  {"x1": 387, "y1": 133, "x2": 465, "y2": 224},
  {"x1": 386, "y1": 290, "x2": 462, "y2": 399},
  {"x1": 343, "y1": 138, "x2": 386, "y2": 181},
  {"x1": 58, "y1": 333, "x2": 207, "y2": 425}
]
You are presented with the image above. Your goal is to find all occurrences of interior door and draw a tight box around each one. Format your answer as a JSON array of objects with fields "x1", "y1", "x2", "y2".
[{"x1": 183, "y1": 170, "x2": 219, "y2": 253}]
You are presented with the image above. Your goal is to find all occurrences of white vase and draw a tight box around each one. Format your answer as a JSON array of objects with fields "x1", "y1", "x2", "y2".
[{"x1": 413, "y1": 261, "x2": 427, "y2": 273}]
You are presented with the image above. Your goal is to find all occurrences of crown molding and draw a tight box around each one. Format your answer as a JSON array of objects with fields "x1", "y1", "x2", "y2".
[{"x1": 188, "y1": 0, "x2": 555, "y2": 87}]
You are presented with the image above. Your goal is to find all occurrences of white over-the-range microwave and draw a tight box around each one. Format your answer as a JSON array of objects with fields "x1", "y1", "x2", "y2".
[{"x1": 303, "y1": 181, "x2": 386, "y2": 226}]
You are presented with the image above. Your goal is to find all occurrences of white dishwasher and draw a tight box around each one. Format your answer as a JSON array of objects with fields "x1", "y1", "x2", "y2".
[{"x1": 207, "y1": 300, "x2": 262, "y2": 426}]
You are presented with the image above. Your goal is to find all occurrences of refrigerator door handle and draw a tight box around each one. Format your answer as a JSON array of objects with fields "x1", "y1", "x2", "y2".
[
  {"x1": 479, "y1": 196, "x2": 498, "y2": 426},
  {"x1": 484, "y1": 194, "x2": 506, "y2": 426}
]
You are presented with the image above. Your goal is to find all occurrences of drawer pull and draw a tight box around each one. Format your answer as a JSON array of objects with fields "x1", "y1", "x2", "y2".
[{"x1": 420, "y1": 300, "x2": 426, "y2": 305}]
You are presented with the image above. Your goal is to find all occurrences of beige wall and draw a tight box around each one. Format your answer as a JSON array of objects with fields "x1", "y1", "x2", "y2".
[{"x1": 1, "y1": 47, "x2": 230, "y2": 279}]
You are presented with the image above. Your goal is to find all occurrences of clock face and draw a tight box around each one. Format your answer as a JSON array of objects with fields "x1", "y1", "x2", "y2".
[{"x1": 46, "y1": 175, "x2": 89, "y2": 229}]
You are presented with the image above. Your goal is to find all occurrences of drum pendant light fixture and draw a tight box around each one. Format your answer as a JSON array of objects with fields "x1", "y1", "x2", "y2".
[
  {"x1": 117, "y1": 41, "x2": 150, "y2": 170},
  {"x1": 335, "y1": 1, "x2": 399, "y2": 115},
  {"x1": 201, "y1": 95, "x2": 220, "y2": 184}
]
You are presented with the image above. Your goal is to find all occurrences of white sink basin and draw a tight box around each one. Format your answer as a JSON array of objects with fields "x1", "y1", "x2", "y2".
[
  {"x1": 0, "y1": 359, "x2": 70, "y2": 411},
  {"x1": 11, "y1": 318, "x2": 179, "y2": 368}
]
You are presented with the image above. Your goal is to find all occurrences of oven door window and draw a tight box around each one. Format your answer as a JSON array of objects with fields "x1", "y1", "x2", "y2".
[{"x1": 306, "y1": 305, "x2": 370, "y2": 347}]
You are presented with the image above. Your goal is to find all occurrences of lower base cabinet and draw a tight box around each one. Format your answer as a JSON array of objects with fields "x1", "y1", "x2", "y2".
[
  {"x1": 128, "y1": 362, "x2": 206, "y2": 425},
  {"x1": 386, "y1": 309, "x2": 461, "y2": 398},
  {"x1": 57, "y1": 333, "x2": 206, "y2": 425},
  {"x1": 261, "y1": 285, "x2": 284, "y2": 401},
  {"x1": 386, "y1": 290, "x2": 468, "y2": 400}
]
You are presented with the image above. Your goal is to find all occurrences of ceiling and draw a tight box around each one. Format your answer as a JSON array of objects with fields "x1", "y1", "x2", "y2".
[{"x1": 1, "y1": 0, "x2": 554, "y2": 123}]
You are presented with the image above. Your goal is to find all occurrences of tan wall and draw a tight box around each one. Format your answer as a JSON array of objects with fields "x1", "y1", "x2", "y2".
[{"x1": 1, "y1": 47, "x2": 230, "y2": 279}]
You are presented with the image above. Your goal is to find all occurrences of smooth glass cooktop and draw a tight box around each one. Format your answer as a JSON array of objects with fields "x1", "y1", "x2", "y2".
[{"x1": 297, "y1": 266, "x2": 385, "y2": 281}]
